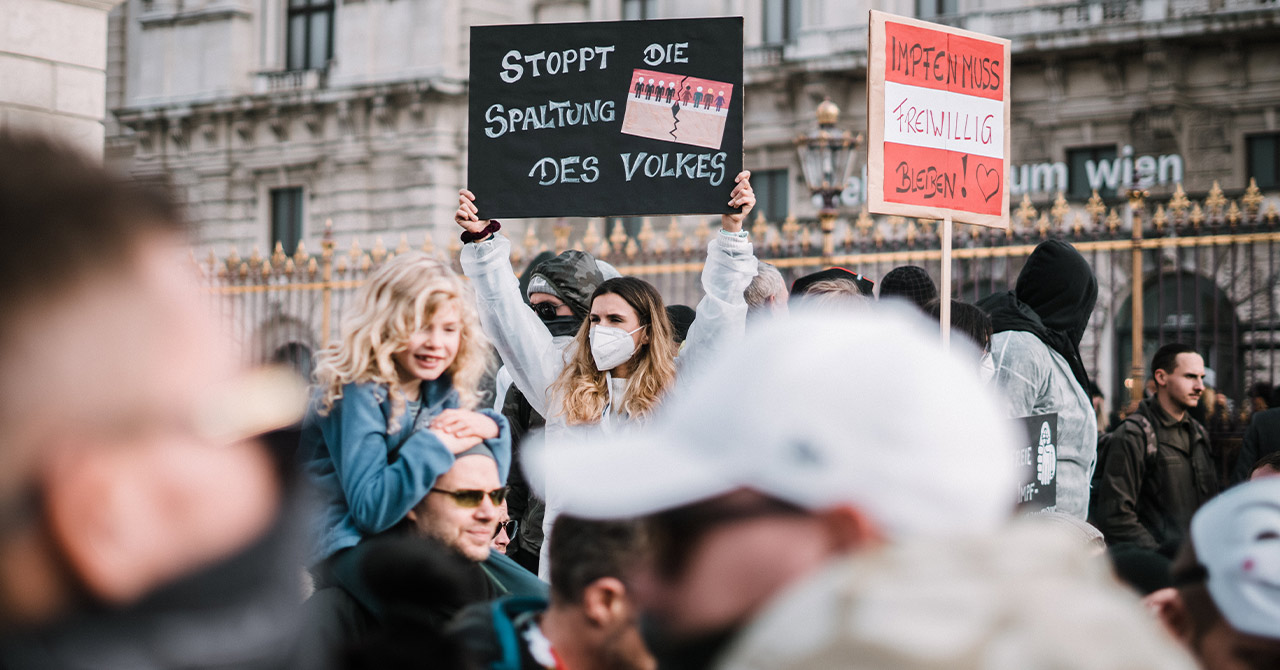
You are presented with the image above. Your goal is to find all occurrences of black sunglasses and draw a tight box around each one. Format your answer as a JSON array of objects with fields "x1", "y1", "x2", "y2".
[
  {"x1": 493, "y1": 519, "x2": 518, "y2": 539},
  {"x1": 430, "y1": 487, "x2": 507, "y2": 508},
  {"x1": 531, "y1": 301, "x2": 563, "y2": 321}
]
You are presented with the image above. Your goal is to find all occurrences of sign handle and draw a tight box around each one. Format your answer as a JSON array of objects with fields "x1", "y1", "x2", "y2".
[{"x1": 941, "y1": 214, "x2": 952, "y2": 352}]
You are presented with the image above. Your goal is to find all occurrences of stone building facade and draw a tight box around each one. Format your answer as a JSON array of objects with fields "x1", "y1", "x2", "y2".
[
  {"x1": 106, "y1": 0, "x2": 1280, "y2": 410},
  {"x1": 2, "y1": 0, "x2": 121, "y2": 157}
]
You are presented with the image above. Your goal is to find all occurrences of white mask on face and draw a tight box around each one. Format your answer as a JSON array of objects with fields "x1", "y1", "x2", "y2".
[{"x1": 590, "y1": 324, "x2": 645, "y2": 372}]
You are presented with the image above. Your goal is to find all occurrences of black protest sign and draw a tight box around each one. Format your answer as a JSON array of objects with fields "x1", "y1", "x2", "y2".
[
  {"x1": 468, "y1": 18, "x2": 744, "y2": 219},
  {"x1": 1015, "y1": 413, "x2": 1058, "y2": 512}
]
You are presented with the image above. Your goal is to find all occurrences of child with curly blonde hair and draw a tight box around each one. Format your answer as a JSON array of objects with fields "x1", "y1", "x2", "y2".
[{"x1": 299, "y1": 252, "x2": 510, "y2": 567}]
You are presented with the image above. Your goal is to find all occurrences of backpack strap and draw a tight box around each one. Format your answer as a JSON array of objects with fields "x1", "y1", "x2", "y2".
[{"x1": 1127, "y1": 413, "x2": 1158, "y2": 461}]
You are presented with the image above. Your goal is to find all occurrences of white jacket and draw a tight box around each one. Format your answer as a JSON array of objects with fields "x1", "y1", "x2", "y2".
[{"x1": 460, "y1": 231, "x2": 758, "y2": 575}]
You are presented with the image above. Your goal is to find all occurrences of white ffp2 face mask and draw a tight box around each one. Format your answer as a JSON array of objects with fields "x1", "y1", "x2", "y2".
[{"x1": 590, "y1": 324, "x2": 645, "y2": 372}]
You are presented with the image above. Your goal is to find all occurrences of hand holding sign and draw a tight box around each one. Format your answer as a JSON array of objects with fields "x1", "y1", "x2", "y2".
[
  {"x1": 721, "y1": 170, "x2": 755, "y2": 233},
  {"x1": 455, "y1": 189, "x2": 489, "y2": 234}
]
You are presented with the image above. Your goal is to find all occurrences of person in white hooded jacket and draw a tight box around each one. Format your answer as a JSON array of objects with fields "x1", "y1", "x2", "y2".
[{"x1": 454, "y1": 172, "x2": 757, "y2": 576}]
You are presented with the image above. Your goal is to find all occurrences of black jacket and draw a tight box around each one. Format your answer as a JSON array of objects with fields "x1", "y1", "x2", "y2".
[
  {"x1": 1231, "y1": 407, "x2": 1280, "y2": 484},
  {"x1": 1090, "y1": 398, "x2": 1219, "y2": 555}
]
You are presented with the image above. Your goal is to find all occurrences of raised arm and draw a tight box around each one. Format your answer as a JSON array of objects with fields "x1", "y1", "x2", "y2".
[
  {"x1": 678, "y1": 171, "x2": 759, "y2": 375},
  {"x1": 455, "y1": 190, "x2": 561, "y2": 417}
]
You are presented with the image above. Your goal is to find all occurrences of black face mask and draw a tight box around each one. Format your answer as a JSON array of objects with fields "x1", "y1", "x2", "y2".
[
  {"x1": 640, "y1": 614, "x2": 739, "y2": 670},
  {"x1": 540, "y1": 314, "x2": 582, "y2": 338}
]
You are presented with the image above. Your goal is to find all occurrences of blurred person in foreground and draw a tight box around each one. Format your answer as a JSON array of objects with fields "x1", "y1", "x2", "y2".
[
  {"x1": 524, "y1": 307, "x2": 1194, "y2": 670},
  {"x1": 451, "y1": 515, "x2": 655, "y2": 670},
  {"x1": 0, "y1": 132, "x2": 311, "y2": 667},
  {"x1": 979, "y1": 239, "x2": 1099, "y2": 519},
  {"x1": 1145, "y1": 478, "x2": 1280, "y2": 669},
  {"x1": 1091, "y1": 343, "x2": 1218, "y2": 557}
]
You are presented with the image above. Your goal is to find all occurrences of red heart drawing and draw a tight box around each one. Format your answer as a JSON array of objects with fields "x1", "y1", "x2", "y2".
[{"x1": 976, "y1": 164, "x2": 1001, "y2": 203}]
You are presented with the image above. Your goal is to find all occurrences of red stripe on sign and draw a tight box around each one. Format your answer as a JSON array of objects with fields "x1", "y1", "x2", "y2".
[
  {"x1": 884, "y1": 22, "x2": 1004, "y2": 102},
  {"x1": 883, "y1": 142, "x2": 1004, "y2": 215}
]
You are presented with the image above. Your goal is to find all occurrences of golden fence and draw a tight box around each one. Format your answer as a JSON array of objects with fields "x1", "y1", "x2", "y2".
[{"x1": 202, "y1": 180, "x2": 1280, "y2": 424}]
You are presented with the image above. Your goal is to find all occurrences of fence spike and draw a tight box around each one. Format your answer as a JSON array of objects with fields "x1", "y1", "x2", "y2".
[
  {"x1": 261, "y1": 259, "x2": 272, "y2": 277},
  {"x1": 582, "y1": 220, "x2": 602, "y2": 251},
  {"x1": 1050, "y1": 191, "x2": 1070, "y2": 226},
  {"x1": 1016, "y1": 194, "x2": 1037, "y2": 226},
  {"x1": 637, "y1": 217, "x2": 655, "y2": 254},
  {"x1": 1266, "y1": 200, "x2": 1279, "y2": 223},
  {"x1": 348, "y1": 238, "x2": 363, "y2": 263},
  {"x1": 1205, "y1": 181, "x2": 1227, "y2": 215},
  {"x1": 284, "y1": 258, "x2": 296, "y2": 276},
  {"x1": 625, "y1": 237, "x2": 639, "y2": 259},
  {"x1": 1168, "y1": 183, "x2": 1190, "y2": 215},
  {"x1": 905, "y1": 220, "x2": 918, "y2": 246},
  {"x1": 1106, "y1": 208, "x2": 1121, "y2": 233},
  {"x1": 420, "y1": 232, "x2": 435, "y2": 255},
  {"x1": 226, "y1": 248, "x2": 242, "y2": 274},
  {"x1": 293, "y1": 239, "x2": 310, "y2": 266},
  {"x1": 665, "y1": 218, "x2": 681, "y2": 250},
  {"x1": 1071, "y1": 212, "x2": 1085, "y2": 237},
  {"x1": 1037, "y1": 213, "x2": 1051, "y2": 238},
  {"x1": 271, "y1": 241, "x2": 287, "y2": 268},
  {"x1": 1243, "y1": 178, "x2": 1264, "y2": 214},
  {"x1": 370, "y1": 236, "x2": 387, "y2": 264},
  {"x1": 781, "y1": 215, "x2": 800, "y2": 244},
  {"x1": 335, "y1": 255, "x2": 349, "y2": 274},
  {"x1": 1152, "y1": 204, "x2": 1167, "y2": 231},
  {"x1": 249, "y1": 245, "x2": 263, "y2": 267},
  {"x1": 360, "y1": 253, "x2": 372, "y2": 273},
  {"x1": 1227, "y1": 200, "x2": 1241, "y2": 226},
  {"x1": 609, "y1": 219, "x2": 628, "y2": 251},
  {"x1": 1190, "y1": 203, "x2": 1205, "y2": 228},
  {"x1": 395, "y1": 234, "x2": 410, "y2": 255},
  {"x1": 238, "y1": 261, "x2": 250, "y2": 279},
  {"x1": 1085, "y1": 190, "x2": 1106, "y2": 223},
  {"x1": 307, "y1": 257, "x2": 319, "y2": 275}
]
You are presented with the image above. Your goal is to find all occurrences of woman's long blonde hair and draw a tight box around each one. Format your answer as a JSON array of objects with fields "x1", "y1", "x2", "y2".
[
  {"x1": 551, "y1": 277, "x2": 677, "y2": 426},
  {"x1": 313, "y1": 252, "x2": 490, "y2": 431}
]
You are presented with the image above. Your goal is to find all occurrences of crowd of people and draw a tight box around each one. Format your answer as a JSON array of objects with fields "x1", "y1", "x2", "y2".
[{"x1": 3, "y1": 129, "x2": 1280, "y2": 669}]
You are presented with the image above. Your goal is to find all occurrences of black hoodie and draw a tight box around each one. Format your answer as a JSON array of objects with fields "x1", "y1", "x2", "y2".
[{"x1": 978, "y1": 240, "x2": 1098, "y2": 394}]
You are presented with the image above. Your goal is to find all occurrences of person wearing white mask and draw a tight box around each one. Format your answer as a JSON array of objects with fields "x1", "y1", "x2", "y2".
[{"x1": 453, "y1": 172, "x2": 758, "y2": 577}]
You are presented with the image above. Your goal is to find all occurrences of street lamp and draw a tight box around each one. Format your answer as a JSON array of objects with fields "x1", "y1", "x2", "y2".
[{"x1": 794, "y1": 97, "x2": 861, "y2": 258}]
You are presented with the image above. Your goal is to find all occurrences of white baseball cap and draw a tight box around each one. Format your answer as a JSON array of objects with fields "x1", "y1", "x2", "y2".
[
  {"x1": 1190, "y1": 478, "x2": 1280, "y2": 639},
  {"x1": 523, "y1": 307, "x2": 1019, "y2": 539}
]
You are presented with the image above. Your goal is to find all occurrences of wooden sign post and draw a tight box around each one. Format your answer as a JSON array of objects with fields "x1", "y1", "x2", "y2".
[{"x1": 866, "y1": 11, "x2": 1011, "y2": 346}]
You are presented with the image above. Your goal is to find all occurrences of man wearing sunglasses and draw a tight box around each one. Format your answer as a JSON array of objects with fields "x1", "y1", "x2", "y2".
[
  {"x1": 306, "y1": 445, "x2": 546, "y2": 657},
  {"x1": 524, "y1": 309, "x2": 1195, "y2": 670}
]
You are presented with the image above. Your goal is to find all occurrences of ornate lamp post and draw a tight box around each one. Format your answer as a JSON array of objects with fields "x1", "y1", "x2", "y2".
[{"x1": 794, "y1": 97, "x2": 861, "y2": 259}]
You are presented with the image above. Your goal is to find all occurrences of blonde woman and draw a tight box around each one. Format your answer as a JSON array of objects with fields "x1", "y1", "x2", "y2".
[
  {"x1": 454, "y1": 172, "x2": 757, "y2": 575},
  {"x1": 299, "y1": 252, "x2": 511, "y2": 569}
]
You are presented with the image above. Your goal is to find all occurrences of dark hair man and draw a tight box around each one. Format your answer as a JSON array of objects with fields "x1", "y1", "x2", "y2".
[
  {"x1": 1146, "y1": 478, "x2": 1280, "y2": 669},
  {"x1": 452, "y1": 515, "x2": 655, "y2": 670},
  {"x1": 1091, "y1": 343, "x2": 1219, "y2": 556},
  {"x1": 0, "y1": 132, "x2": 309, "y2": 667}
]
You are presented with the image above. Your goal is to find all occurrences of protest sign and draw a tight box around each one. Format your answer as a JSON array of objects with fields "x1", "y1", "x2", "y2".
[
  {"x1": 1015, "y1": 413, "x2": 1058, "y2": 512},
  {"x1": 468, "y1": 18, "x2": 744, "y2": 219},
  {"x1": 866, "y1": 10, "x2": 1010, "y2": 229}
]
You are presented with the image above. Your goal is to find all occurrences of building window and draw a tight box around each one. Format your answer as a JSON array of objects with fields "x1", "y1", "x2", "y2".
[
  {"x1": 287, "y1": 0, "x2": 334, "y2": 71},
  {"x1": 762, "y1": 0, "x2": 801, "y2": 44},
  {"x1": 622, "y1": 0, "x2": 656, "y2": 20},
  {"x1": 271, "y1": 187, "x2": 304, "y2": 253},
  {"x1": 1247, "y1": 133, "x2": 1280, "y2": 190},
  {"x1": 916, "y1": 0, "x2": 958, "y2": 19},
  {"x1": 753, "y1": 169, "x2": 790, "y2": 223},
  {"x1": 1067, "y1": 145, "x2": 1119, "y2": 200}
]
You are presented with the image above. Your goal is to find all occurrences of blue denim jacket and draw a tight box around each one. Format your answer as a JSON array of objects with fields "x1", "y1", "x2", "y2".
[{"x1": 299, "y1": 379, "x2": 511, "y2": 564}]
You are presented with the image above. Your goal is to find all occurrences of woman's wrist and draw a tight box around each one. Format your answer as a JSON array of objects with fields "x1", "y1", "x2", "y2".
[{"x1": 461, "y1": 220, "x2": 501, "y2": 243}]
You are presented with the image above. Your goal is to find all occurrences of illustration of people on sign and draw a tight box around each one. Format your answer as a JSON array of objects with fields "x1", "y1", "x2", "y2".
[{"x1": 621, "y1": 68, "x2": 733, "y2": 151}]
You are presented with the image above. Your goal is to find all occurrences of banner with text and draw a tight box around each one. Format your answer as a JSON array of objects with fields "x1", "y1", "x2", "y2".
[
  {"x1": 1016, "y1": 412, "x2": 1058, "y2": 513},
  {"x1": 867, "y1": 11, "x2": 1010, "y2": 228},
  {"x1": 468, "y1": 18, "x2": 744, "y2": 219}
]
